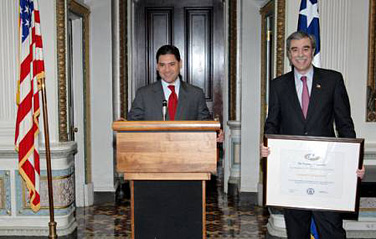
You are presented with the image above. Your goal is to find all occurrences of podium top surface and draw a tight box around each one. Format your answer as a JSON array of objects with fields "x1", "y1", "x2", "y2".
[{"x1": 112, "y1": 120, "x2": 221, "y2": 132}]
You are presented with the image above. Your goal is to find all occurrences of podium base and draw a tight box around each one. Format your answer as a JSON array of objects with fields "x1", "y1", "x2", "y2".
[{"x1": 133, "y1": 181, "x2": 203, "y2": 239}]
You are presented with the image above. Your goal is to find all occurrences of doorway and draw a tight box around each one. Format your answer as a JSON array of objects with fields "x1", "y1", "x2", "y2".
[
  {"x1": 67, "y1": 1, "x2": 93, "y2": 207},
  {"x1": 131, "y1": 0, "x2": 225, "y2": 120}
]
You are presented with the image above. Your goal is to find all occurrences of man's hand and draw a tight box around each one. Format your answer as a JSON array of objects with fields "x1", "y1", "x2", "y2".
[
  {"x1": 357, "y1": 165, "x2": 365, "y2": 179},
  {"x1": 216, "y1": 129, "x2": 224, "y2": 143},
  {"x1": 260, "y1": 144, "x2": 270, "y2": 157}
]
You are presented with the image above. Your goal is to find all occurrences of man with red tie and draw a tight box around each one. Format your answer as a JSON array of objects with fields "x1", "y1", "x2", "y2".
[
  {"x1": 261, "y1": 31, "x2": 365, "y2": 239},
  {"x1": 126, "y1": 45, "x2": 217, "y2": 239},
  {"x1": 128, "y1": 45, "x2": 211, "y2": 121}
]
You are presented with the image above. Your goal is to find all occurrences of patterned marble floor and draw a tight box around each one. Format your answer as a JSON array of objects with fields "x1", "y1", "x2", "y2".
[{"x1": 75, "y1": 175, "x2": 269, "y2": 239}]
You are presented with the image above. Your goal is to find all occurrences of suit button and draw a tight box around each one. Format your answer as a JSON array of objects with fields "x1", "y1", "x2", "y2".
[{"x1": 304, "y1": 132, "x2": 308, "y2": 135}]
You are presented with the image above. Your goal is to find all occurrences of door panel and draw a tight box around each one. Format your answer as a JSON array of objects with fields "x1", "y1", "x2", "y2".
[
  {"x1": 134, "y1": 0, "x2": 224, "y2": 120},
  {"x1": 146, "y1": 8, "x2": 173, "y2": 84},
  {"x1": 186, "y1": 8, "x2": 212, "y2": 103}
]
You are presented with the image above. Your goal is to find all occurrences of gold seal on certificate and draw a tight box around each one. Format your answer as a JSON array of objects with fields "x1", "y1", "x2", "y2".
[{"x1": 264, "y1": 134, "x2": 364, "y2": 212}]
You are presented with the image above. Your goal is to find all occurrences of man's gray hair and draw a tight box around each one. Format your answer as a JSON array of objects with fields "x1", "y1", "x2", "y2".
[{"x1": 286, "y1": 31, "x2": 316, "y2": 55}]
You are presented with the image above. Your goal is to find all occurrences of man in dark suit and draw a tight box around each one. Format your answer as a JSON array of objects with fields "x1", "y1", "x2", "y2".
[
  {"x1": 126, "y1": 45, "x2": 221, "y2": 239},
  {"x1": 128, "y1": 44, "x2": 211, "y2": 121},
  {"x1": 262, "y1": 31, "x2": 364, "y2": 239}
]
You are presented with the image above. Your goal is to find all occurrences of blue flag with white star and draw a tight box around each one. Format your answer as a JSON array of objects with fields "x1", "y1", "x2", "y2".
[
  {"x1": 298, "y1": 0, "x2": 321, "y2": 67},
  {"x1": 298, "y1": 1, "x2": 321, "y2": 237},
  {"x1": 310, "y1": 217, "x2": 319, "y2": 239},
  {"x1": 299, "y1": 3, "x2": 321, "y2": 237}
]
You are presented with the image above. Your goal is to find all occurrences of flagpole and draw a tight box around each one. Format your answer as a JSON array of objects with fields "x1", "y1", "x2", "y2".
[{"x1": 39, "y1": 77, "x2": 57, "y2": 239}]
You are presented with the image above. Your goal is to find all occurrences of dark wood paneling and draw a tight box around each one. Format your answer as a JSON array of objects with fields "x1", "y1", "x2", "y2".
[
  {"x1": 186, "y1": 8, "x2": 213, "y2": 101},
  {"x1": 228, "y1": 0, "x2": 237, "y2": 120},
  {"x1": 134, "y1": 0, "x2": 224, "y2": 121},
  {"x1": 119, "y1": 0, "x2": 128, "y2": 118},
  {"x1": 146, "y1": 8, "x2": 172, "y2": 84}
]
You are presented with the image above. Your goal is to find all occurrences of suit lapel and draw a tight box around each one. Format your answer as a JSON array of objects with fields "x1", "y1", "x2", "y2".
[
  {"x1": 285, "y1": 72, "x2": 305, "y2": 121},
  {"x1": 151, "y1": 81, "x2": 166, "y2": 119},
  {"x1": 306, "y1": 67, "x2": 323, "y2": 121},
  {"x1": 175, "y1": 81, "x2": 188, "y2": 120}
]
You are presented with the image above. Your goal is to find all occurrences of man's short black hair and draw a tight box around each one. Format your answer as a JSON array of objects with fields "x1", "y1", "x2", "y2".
[
  {"x1": 156, "y1": 45, "x2": 181, "y2": 62},
  {"x1": 155, "y1": 45, "x2": 182, "y2": 81}
]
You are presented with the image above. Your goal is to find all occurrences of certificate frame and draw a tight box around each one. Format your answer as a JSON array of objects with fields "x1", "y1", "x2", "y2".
[{"x1": 264, "y1": 134, "x2": 364, "y2": 212}]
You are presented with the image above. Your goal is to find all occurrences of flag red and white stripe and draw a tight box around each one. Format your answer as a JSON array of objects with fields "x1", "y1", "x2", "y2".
[{"x1": 15, "y1": 0, "x2": 45, "y2": 212}]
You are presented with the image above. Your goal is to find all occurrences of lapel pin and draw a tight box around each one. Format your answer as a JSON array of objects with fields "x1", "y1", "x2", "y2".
[{"x1": 316, "y1": 84, "x2": 321, "y2": 89}]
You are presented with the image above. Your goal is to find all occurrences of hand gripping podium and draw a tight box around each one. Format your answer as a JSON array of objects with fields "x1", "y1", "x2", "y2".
[{"x1": 112, "y1": 121, "x2": 220, "y2": 239}]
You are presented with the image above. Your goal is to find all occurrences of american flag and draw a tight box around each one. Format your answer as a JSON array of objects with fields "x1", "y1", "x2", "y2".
[
  {"x1": 15, "y1": 0, "x2": 45, "y2": 212},
  {"x1": 298, "y1": 0, "x2": 321, "y2": 67}
]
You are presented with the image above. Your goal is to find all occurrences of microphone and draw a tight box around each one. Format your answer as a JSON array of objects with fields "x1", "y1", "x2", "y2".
[{"x1": 162, "y1": 100, "x2": 167, "y2": 121}]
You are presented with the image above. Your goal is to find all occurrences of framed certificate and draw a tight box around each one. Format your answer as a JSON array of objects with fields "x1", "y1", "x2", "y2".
[{"x1": 264, "y1": 134, "x2": 364, "y2": 212}]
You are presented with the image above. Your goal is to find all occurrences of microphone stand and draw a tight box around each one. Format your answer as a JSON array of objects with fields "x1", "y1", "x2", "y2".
[{"x1": 162, "y1": 100, "x2": 167, "y2": 121}]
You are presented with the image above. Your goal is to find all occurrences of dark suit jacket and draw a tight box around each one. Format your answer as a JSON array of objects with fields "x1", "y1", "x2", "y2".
[
  {"x1": 128, "y1": 80, "x2": 211, "y2": 120},
  {"x1": 264, "y1": 67, "x2": 355, "y2": 138}
]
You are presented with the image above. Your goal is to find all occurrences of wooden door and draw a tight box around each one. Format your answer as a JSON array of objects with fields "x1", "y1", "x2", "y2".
[
  {"x1": 67, "y1": 14, "x2": 87, "y2": 206},
  {"x1": 133, "y1": 0, "x2": 224, "y2": 120}
]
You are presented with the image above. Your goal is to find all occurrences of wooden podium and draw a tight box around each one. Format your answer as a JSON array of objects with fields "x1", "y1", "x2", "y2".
[{"x1": 112, "y1": 121, "x2": 220, "y2": 239}]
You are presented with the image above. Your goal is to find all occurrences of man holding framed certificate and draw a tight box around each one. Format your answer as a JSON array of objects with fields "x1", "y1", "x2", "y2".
[{"x1": 262, "y1": 31, "x2": 365, "y2": 239}]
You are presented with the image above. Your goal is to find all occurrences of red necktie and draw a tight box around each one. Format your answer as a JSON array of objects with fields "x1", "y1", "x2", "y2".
[
  {"x1": 301, "y1": 76, "x2": 310, "y2": 118},
  {"x1": 168, "y1": 85, "x2": 178, "y2": 120}
]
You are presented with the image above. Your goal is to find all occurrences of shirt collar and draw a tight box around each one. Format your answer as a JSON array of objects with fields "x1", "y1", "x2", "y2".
[
  {"x1": 294, "y1": 66, "x2": 314, "y2": 81},
  {"x1": 161, "y1": 77, "x2": 180, "y2": 89},
  {"x1": 161, "y1": 77, "x2": 180, "y2": 99}
]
